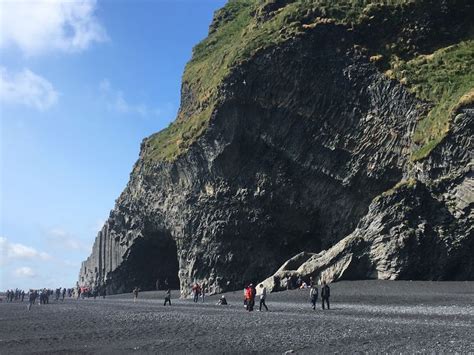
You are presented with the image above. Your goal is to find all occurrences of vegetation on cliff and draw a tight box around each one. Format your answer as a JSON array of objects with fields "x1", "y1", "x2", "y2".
[
  {"x1": 389, "y1": 40, "x2": 474, "y2": 160},
  {"x1": 145, "y1": 0, "x2": 473, "y2": 162}
]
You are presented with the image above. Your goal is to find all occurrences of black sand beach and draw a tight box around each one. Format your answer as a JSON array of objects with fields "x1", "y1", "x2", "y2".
[{"x1": 1, "y1": 281, "x2": 473, "y2": 353}]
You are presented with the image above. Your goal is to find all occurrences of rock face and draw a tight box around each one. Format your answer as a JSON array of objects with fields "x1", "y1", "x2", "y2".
[
  {"x1": 261, "y1": 106, "x2": 473, "y2": 291},
  {"x1": 79, "y1": 1, "x2": 473, "y2": 295}
]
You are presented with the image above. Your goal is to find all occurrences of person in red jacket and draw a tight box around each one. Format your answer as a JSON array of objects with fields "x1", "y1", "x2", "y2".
[
  {"x1": 246, "y1": 284, "x2": 257, "y2": 312},
  {"x1": 244, "y1": 285, "x2": 252, "y2": 311}
]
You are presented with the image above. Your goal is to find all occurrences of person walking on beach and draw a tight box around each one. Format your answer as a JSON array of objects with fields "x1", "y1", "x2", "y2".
[
  {"x1": 243, "y1": 286, "x2": 248, "y2": 308},
  {"x1": 132, "y1": 287, "x2": 139, "y2": 302},
  {"x1": 258, "y1": 284, "x2": 268, "y2": 311},
  {"x1": 164, "y1": 289, "x2": 171, "y2": 306},
  {"x1": 62, "y1": 287, "x2": 66, "y2": 301},
  {"x1": 244, "y1": 285, "x2": 251, "y2": 310},
  {"x1": 40, "y1": 289, "x2": 47, "y2": 304},
  {"x1": 321, "y1": 281, "x2": 330, "y2": 310},
  {"x1": 192, "y1": 283, "x2": 201, "y2": 303},
  {"x1": 246, "y1": 284, "x2": 256, "y2": 311},
  {"x1": 201, "y1": 284, "x2": 206, "y2": 303},
  {"x1": 27, "y1": 290, "x2": 37, "y2": 311},
  {"x1": 310, "y1": 285, "x2": 318, "y2": 310},
  {"x1": 251, "y1": 284, "x2": 256, "y2": 311}
]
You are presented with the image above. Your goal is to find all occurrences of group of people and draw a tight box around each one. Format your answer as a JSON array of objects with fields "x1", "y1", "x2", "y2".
[
  {"x1": 285, "y1": 275, "x2": 314, "y2": 290},
  {"x1": 27, "y1": 288, "x2": 67, "y2": 310},
  {"x1": 3, "y1": 288, "x2": 74, "y2": 303},
  {"x1": 242, "y1": 279, "x2": 331, "y2": 312},
  {"x1": 6, "y1": 279, "x2": 332, "y2": 314},
  {"x1": 2, "y1": 287, "x2": 76, "y2": 311},
  {"x1": 77, "y1": 286, "x2": 106, "y2": 299},
  {"x1": 244, "y1": 284, "x2": 268, "y2": 312},
  {"x1": 191, "y1": 283, "x2": 206, "y2": 303},
  {"x1": 129, "y1": 278, "x2": 331, "y2": 312},
  {"x1": 200, "y1": 280, "x2": 329, "y2": 312},
  {"x1": 309, "y1": 281, "x2": 331, "y2": 310},
  {"x1": 34, "y1": 288, "x2": 74, "y2": 306},
  {"x1": 4, "y1": 289, "x2": 26, "y2": 302}
]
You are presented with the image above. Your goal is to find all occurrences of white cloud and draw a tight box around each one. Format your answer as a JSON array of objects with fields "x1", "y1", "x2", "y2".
[
  {"x1": 0, "y1": 67, "x2": 59, "y2": 110},
  {"x1": 0, "y1": 237, "x2": 51, "y2": 263},
  {"x1": 99, "y1": 79, "x2": 173, "y2": 118},
  {"x1": 47, "y1": 228, "x2": 90, "y2": 252},
  {"x1": 0, "y1": 0, "x2": 108, "y2": 56},
  {"x1": 14, "y1": 266, "x2": 37, "y2": 278},
  {"x1": 99, "y1": 79, "x2": 149, "y2": 117},
  {"x1": 8, "y1": 243, "x2": 51, "y2": 260}
]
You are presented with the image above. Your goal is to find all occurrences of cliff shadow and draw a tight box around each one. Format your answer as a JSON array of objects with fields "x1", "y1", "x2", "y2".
[{"x1": 106, "y1": 229, "x2": 179, "y2": 294}]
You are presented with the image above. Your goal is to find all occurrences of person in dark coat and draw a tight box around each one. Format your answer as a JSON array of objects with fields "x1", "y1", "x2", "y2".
[
  {"x1": 164, "y1": 289, "x2": 171, "y2": 306},
  {"x1": 133, "y1": 287, "x2": 139, "y2": 302},
  {"x1": 28, "y1": 290, "x2": 37, "y2": 310},
  {"x1": 321, "y1": 281, "x2": 330, "y2": 310},
  {"x1": 310, "y1": 285, "x2": 318, "y2": 310},
  {"x1": 258, "y1": 284, "x2": 269, "y2": 311}
]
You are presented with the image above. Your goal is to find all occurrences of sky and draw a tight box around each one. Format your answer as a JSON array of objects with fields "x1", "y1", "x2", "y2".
[{"x1": 0, "y1": 0, "x2": 227, "y2": 291}]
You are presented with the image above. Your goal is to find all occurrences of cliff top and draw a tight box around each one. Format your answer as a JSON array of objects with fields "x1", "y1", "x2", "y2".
[{"x1": 144, "y1": 0, "x2": 473, "y2": 162}]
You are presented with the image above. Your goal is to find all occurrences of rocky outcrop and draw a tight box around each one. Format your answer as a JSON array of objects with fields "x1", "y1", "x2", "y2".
[
  {"x1": 261, "y1": 107, "x2": 473, "y2": 291},
  {"x1": 79, "y1": 1, "x2": 473, "y2": 295}
]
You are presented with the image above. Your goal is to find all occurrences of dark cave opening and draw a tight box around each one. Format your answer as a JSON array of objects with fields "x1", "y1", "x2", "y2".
[{"x1": 124, "y1": 230, "x2": 180, "y2": 291}]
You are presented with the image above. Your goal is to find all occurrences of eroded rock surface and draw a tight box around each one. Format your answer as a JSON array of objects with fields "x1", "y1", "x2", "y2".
[{"x1": 262, "y1": 108, "x2": 473, "y2": 291}]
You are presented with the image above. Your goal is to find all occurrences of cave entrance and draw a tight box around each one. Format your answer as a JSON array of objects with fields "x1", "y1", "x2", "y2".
[{"x1": 125, "y1": 230, "x2": 180, "y2": 291}]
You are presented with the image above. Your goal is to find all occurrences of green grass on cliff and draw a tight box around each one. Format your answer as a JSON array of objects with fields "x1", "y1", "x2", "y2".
[
  {"x1": 145, "y1": 0, "x2": 471, "y2": 162},
  {"x1": 389, "y1": 40, "x2": 474, "y2": 161}
]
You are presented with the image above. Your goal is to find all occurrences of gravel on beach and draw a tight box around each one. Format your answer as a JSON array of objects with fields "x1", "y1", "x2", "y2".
[{"x1": 1, "y1": 281, "x2": 473, "y2": 354}]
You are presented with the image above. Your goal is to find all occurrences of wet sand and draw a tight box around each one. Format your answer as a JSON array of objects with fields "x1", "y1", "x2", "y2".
[{"x1": 0, "y1": 281, "x2": 473, "y2": 353}]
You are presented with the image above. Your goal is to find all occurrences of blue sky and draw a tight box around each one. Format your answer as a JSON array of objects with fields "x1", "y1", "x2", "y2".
[{"x1": 0, "y1": 0, "x2": 227, "y2": 290}]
